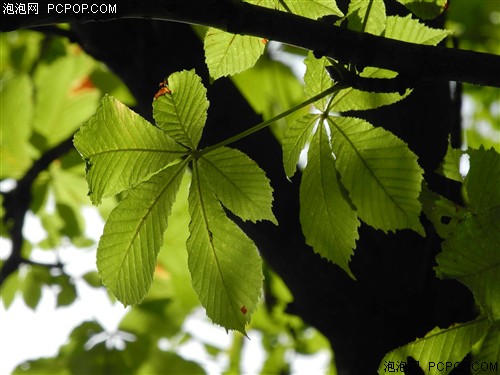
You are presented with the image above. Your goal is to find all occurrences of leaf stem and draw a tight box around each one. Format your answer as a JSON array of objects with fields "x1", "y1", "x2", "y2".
[{"x1": 199, "y1": 84, "x2": 342, "y2": 156}]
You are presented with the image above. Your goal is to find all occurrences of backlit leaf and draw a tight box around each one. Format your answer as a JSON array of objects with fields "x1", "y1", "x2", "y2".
[
  {"x1": 465, "y1": 147, "x2": 500, "y2": 213},
  {"x1": 436, "y1": 207, "x2": 500, "y2": 324},
  {"x1": 74, "y1": 95, "x2": 186, "y2": 205},
  {"x1": 97, "y1": 161, "x2": 187, "y2": 305},
  {"x1": 329, "y1": 117, "x2": 424, "y2": 234},
  {"x1": 384, "y1": 15, "x2": 451, "y2": 45},
  {"x1": 246, "y1": 0, "x2": 343, "y2": 18},
  {"x1": 304, "y1": 52, "x2": 335, "y2": 111},
  {"x1": 282, "y1": 113, "x2": 320, "y2": 178},
  {"x1": 378, "y1": 318, "x2": 491, "y2": 375},
  {"x1": 199, "y1": 147, "x2": 277, "y2": 224},
  {"x1": 0, "y1": 73, "x2": 37, "y2": 179},
  {"x1": 435, "y1": 142, "x2": 464, "y2": 182},
  {"x1": 33, "y1": 52, "x2": 100, "y2": 147},
  {"x1": 396, "y1": 0, "x2": 447, "y2": 20},
  {"x1": 204, "y1": 28, "x2": 265, "y2": 80},
  {"x1": 300, "y1": 123, "x2": 360, "y2": 277},
  {"x1": 152, "y1": 70, "x2": 209, "y2": 149},
  {"x1": 187, "y1": 164, "x2": 263, "y2": 333},
  {"x1": 347, "y1": 0, "x2": 386, "y2": 35}
]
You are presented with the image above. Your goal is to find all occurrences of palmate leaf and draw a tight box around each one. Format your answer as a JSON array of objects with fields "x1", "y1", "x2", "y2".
[
  {"x1": 300, "y1": 124, "x2": 360, "y2": 277},
  {"x1": 74, "y1": 95, "x2": 186, "y2": 205},
  {"x1": 303, "y1": 53, "x2": 335, "y2": 111},
  {"x1": 378, "y1": 318, "x2": 491, "y2": 375},
  {"x1": 152, "y1": 70, "x2": 209, "y2": 149},
  {"x1": 204, "y1": 28, "x2": 265, "y2": 80},
  {"x1": 282, "y1": 113, "x2": 320, "y2": 178},
  {"x1": 187, "y1": 163, "x2": 263, "y2": 334},
  {"x1": 97, "y1": 161, "x2": 188, "y2": 305},
  {"x1": 198, "y1": 147, "x2": 277, "y2": 224},
  {"x1": 384, "y1": 15, "x2": 451, "y2": 45},
  {"x1": 328, "y1": 116, "x2": 424, "y2": 234},
  {"x1": 436, "y1": 207, "x2": 500, "y2": 324}
]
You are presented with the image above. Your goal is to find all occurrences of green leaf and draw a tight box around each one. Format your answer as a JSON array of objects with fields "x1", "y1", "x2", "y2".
[
  {"x1": 204, "y1": 28, "x2": 265, "y2": 80},
  {"x1": 1, "y1": 270, "x2": 20, "y2": 309},
  {"x1": 245, "y1": 0, "x2": 343, "y2": 18},
  {"x1": 152, "y1": 70, "x2": 209, "y2": 149},
  {"x1": 282, "y1": 0, "x2": 343, "y2": 18},
  {"x1": 231, "y1": 57, "x2": 307, "y2": 126},
  {"x1": 420, "y1": 184, "x2": 468, "y2": 239},
  {"x1": 436, "y1": 207, "x2": 500, "y2": 324},
  {"x1": 304, "y1": 53, "x2": 410, "y2": 112},
  {"x1": 74, "y1": 95, "x2": 186, "y2": 205},
  {"x1": 187, "y1": 164, "x2": 263, "y2": 333},
  {"x1": 199, "y1": 147, "x2": 277, "y2": 224},
  {"x1": 282, "y1": 113, "x2": 320, "y2": 178},
  {"x1": 396, "y1": 0, "x2": 447, "y2": 20},
  {"x1": 435, "y1": 142, "x2": 464, "y2": 182},
  {"x1": 0, "y1": 72, "x2": 37, "y2": 179},
  {"x1": 465, "y1": 147, "x2": 500, "y2": 213},
  {"x1": 384, "y1": 15, "x2": 451, "y2": 45},
  {"x1": 303, "y1": 52, "x2": 335, "y2": 111},
  {"x1": 472, "y1": 325, "x2": 500, "y2": 364},
  {"x1": 97, "y1": 161, "x2": 187, "y2": 305},
  {"x1": 347, "y1": 0, "x2": 386, "y2": 35},
  {"x1": 300, "y1": 123, "x2": 360, "y2": 278},
  {"x1": 378, "y1": 318, "x2": 491, "y2": 375},
  {"x1": 329, "y1": 116, "x2": 424, "y2": 234},
  {"x1": 33, "y1": 53, "x2": 100, "y2": 147}
]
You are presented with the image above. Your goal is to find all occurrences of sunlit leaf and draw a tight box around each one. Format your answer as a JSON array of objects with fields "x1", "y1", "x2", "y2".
[
  {"x1": 378, "y1": 318, "x2": 490, "y2": 375},
  {"x1": 187, "y1": 164, "x2": 263, "y2": 333},
  {"x1": 199, "y1": 147, "x2": 277, "y2": 224},
  {"x1": 204, "y1": 28, "x2": 265, "y2": 80},
  {"x1": 33, "y1": 52, "x2": 100, "y2": 147},
  {"x1": 396, "y1": 0, "x2": 447, "y2": 20},
  {"x1": 282, "y1": 113, "x2": 320, "y2": 178},
  {"x1": 347, "y1": 0, "x2": 386, "y2": 35},
  {"x1": 152, "y1": 70, "x2": 209, "y2": 149},
  {"x1": 472, "y1": 325, "x2": 500, "y2": 363},
  {"x1": 0, "y1": 73, "x2": 37, "y2": 179},
  {"x1": 465, "y1": 147, "x2": 500, "y2": 213},
  {"x1": 74, "y1": 95, "x2": 186, "y2": 205},
  {"x1": 282, "y1": 0, "x2": 343, "y2": 18},
  {"x1": 300, "y1": 123, "x2": 360, "y2": 277},
  {"x1": 384, "y1": 15, "x2": 451, "y2": 45},
  {"x1": 435, "y1": 142, "x2": 464, "y2": 182},
  {"x1": 246, "y1": 0, "x2": 343, "y2": 18},
  {"x1": 329, "y1": 116, "x2": 424, "y2": 234},
  {"x1": 436, "y1": 207, "x2": 500, "y2": 324},
  {"x1": 97, "y1": 161, "x2": 187, "y2": 305},
  {"x1": 304, "y1": 52, "x2": 335, "y2": 111}
]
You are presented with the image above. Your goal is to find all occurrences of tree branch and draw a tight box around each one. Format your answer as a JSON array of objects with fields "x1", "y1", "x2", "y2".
[
  {"x1": 1, "y1": 136, "x2": 74, "y2": 285},
  {"x1": 2, "y1": 0, "x2": 499, "y2": 87}
]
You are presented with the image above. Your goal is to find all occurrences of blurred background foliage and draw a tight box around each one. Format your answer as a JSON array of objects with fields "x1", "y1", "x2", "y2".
[{"x1": 447, "y1": 1, "x2": 500, "y2": 151}]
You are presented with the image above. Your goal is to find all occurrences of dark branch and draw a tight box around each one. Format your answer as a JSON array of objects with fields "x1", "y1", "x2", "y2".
[
  {"x1": 1, "y1": 0, "x2": 499, "y2": 87},
  {"x1": 1, "y1": 135, "x2": 74, "y2": 285}
]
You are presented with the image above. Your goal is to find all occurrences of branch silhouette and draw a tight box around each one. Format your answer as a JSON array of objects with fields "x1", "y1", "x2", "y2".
[{"x1": 2, "y1": 0, "x2": 499, "y2": 87}]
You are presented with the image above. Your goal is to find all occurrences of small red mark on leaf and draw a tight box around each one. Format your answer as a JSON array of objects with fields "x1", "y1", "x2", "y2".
[
  {"x1": 240, "y1": 305, "x2": 247, "y2": 315},
  {"x1": 261, "y1": 38, "x2": 268, "y2": 45},
  {"x1": 442, "y1": 0, "x2": 449, "y2": 11},
  {"x1": 154, "y1": 80, "x2": 171, "y2": 100}
]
